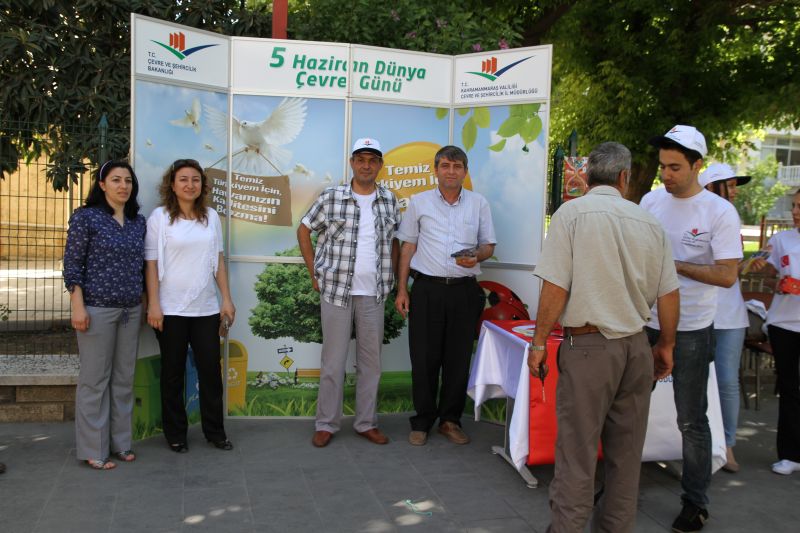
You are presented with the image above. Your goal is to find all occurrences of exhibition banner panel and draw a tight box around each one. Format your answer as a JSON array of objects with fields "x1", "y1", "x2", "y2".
[
  {"x1": 133, "y1": 15, "x2": 229, "y2": 89},
  {"x1": 232, "y1": 38, "x2": 350, "y2": 96},
  {"x1": 226, "y1": 260, "x2": 413, "y2": 416},
  {"x1": 351, "y1": 46, "x2": 451, "y2": 105},
  {"x1": 452, "y1": 103, "x2": 549, "y2": 266},
  {"x1": 132, "y1": 80, "x2": 229, "y2": 215},
  {"x1": 351, "y1": 101, "x2": 451, "y2": 209},
  {"x1": 131, "y1": 15, "x2": 552, "y2": 420},
  {"x1": 453, "y1": 46, "x2": 552, "y2": 105},
  {"x1": 225, "y1": 94, "x2": 346, "y2": 257},
  {"x1": 563, "y1": 156, "x2": 590, "y2": 201}
]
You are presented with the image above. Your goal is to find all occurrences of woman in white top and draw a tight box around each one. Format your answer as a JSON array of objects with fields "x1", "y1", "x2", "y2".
[
  {"x1": 145, "y1": 159, "x2": 235, "y2": 453},
  {"x1": 699, "y1": 163, "x2": 750, "y2": 473},
  {"x1": 750, "y1": 188, "x2": 800, "y2": 476}
]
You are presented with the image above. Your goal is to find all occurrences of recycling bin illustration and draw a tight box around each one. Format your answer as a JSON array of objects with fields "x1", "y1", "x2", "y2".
[
  {"x1": 224, "y1": 339, "x2": 248, "y2": 412},
  {"x1": 133, "y1": 354, "x2": 161, "y2": 430}
]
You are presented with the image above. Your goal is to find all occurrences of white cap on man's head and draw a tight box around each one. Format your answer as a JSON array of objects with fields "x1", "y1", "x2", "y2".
[
  {"x1": 352, "y1": 138, "x2": 383, "y2": 157},
  {"x1": 649, "y1": 125, "x2": 708, "y2": 158},
  {"x1": 699, "y1": 162, "x2": 752, "y2": 187}
]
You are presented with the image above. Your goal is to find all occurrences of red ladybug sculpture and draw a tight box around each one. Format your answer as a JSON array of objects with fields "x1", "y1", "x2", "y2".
[{"x1": 477, "y1": 280, "x2": 530, "y2": 335}]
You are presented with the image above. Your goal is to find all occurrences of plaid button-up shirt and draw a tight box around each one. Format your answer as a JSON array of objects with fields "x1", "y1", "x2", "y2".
[{"x1": 301, "y1": 183, "x2": 401, "y2": 307}]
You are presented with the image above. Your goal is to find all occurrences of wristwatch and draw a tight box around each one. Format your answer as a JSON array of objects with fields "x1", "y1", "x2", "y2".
[{"x1": 528, "y1": 342, "x2": 546, "y2": 351}]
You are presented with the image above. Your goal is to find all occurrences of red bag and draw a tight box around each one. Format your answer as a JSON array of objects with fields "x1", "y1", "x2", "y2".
[
  {"x1": 527, "y1": 338, "x2": 604, "y2": 465},
  {"x1": 527, "y1": 337, "x2": 561, "y2": 465}
]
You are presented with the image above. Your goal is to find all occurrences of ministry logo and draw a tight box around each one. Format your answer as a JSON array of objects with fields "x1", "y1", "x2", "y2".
[
  {"x1": 681, "y1": 228, "x2": 710, "y2": 248},
  {"x1": 466, "y1": 55, "x2": 533, "y2": 82},
  {"x1": 151, "y1": 31, "x2": 218, "y2": 60}
]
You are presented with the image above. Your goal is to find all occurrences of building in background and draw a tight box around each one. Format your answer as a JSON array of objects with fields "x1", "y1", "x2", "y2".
[{"x1": 755, "y1": 129, "x2": 800, "y2": 219}]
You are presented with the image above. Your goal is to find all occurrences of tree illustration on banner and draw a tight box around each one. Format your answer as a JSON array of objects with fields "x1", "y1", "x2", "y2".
[{"x1": 249, "y1": 245, "x2": 405, "y2": 344}]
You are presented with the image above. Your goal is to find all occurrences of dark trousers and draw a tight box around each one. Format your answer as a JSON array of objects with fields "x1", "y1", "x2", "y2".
[
  {"x1": 646, "y1": 326, "x2": 713, "y2": 508},
  {"x1": 768, "y1": 325, "x2": 800, "y2": 462},
  {"x1": 156, "y1": 314, "x2": 226, "y2": 444},
  {"x1": 408, "y1": 277, "x2": 485, "y2": 431}
]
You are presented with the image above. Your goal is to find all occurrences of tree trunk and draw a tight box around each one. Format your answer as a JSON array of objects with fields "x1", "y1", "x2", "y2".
[{"x1": 626, "y1": 158, "x2": 659, "y2": 204}]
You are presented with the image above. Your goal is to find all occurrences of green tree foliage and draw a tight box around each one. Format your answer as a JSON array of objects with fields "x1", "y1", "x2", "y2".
[
  {"x1": 3, "y1": 0, "x2": 799, "y2": 202},
  {"x1": 734, "y1": 157, "x2": 790, "y2": 225},
  {"x1": 0, "y1": 0, "x2": 273, "y2": 190},
  {"x1": 287, "y1": 0, "x2": 521, "y2": 55},
  {"x1": 544, "y1": 0, "x2": 800, "y2": 202},
  {"x1": 249, "y1": 245, "x2": 405, "y2": 344}
]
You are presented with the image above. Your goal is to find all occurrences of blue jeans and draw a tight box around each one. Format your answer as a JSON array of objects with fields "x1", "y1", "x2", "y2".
[
  {"x1": 646, "y1": 326, "x2": 713, "y2": 508},
  {"x1": 713, "y1": 328, "x2": 745, "y2": 447}
]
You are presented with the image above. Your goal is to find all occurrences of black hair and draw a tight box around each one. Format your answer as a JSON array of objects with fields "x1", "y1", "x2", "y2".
[
  {"x1": 655, "y1": 139, "x2": 703, "y2": 166},
  {"x1": 710, "y1": 179, "x2": 730, "y2": 200},
  {"x1": 434, "y1": 145, "x2": 469, "y2": 170},
  {"x1": 84, "y1": 160, "x2": 141, "y2": 219}
]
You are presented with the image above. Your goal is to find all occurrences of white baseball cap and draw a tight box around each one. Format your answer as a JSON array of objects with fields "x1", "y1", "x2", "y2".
[
  {"x1": 699, "y1": 162, "x2": 752, "y2": 187},
  {"x1": 352, "y1": 138, "x2": 383, "y2": 157},
  {"x1": 649, "y1": 125, "x2": 708, "y2": 158}
]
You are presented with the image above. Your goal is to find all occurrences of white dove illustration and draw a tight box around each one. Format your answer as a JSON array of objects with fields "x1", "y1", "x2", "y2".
[
  {"x1": 170, "y1": 98, "x2": 202, "y2": 134},
  {"x1": 205, "y1": 98, "x2": 307, "y2": 175},
  {"x1": 292, "y1": 163, "x2": 314, "y2": 179}
]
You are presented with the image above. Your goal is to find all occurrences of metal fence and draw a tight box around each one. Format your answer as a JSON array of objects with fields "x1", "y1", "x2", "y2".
[{"x1": 0, "y1": 120, "x2": 126, "y2": 355}]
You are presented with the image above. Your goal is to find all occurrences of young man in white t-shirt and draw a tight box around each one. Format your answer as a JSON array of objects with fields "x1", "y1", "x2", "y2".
[
  {"x1": 298, "y1": 138, "x2": 401, "y2": 448},
  {"x1": 640, "y1": 125, "x2": 742, "y2": 533}
]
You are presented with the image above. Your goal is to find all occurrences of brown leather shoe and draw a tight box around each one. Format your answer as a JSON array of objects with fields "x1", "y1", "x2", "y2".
[
  {"x1": 408, "y1": 430, "x2": 428, "y2": 446},
  {"x1": 357, "y1": 428, "x2": 389, "y2": 445},
  {"x1": 312, "y1": 430, "x2": 333, "y2": 448},
  {"x1": 438, "y1": 421, "x2": 470, "y2": 444}
]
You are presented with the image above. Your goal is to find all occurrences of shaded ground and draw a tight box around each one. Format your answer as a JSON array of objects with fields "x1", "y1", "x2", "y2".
[{"x1": 1, "y1": 394, "x2": 798, "y2": 533}]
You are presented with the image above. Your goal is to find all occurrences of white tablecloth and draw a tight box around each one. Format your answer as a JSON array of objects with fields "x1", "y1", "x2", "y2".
[{"x1": 467, "y1": 321, "x2": 727, "y2": 472}]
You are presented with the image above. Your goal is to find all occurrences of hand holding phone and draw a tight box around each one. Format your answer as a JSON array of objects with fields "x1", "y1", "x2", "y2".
[{"x1": 451, "y1": 247, "x2": 477, "y2": 258}]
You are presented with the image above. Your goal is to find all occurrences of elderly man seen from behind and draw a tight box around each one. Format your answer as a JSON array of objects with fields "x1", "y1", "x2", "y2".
[{"x1": 528, "y1": 142, "x2": 680, "y2": 533}]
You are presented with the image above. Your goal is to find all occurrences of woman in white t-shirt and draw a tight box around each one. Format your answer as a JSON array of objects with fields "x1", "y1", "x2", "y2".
[
  {"x1": 145, "y1": 159, "x2": 236, "y2": 453},
  {"x1": 700, "y1": 163, "x2": 750, "y2": 473},
  {"x1": 750, "y1": 188, "x2": 800, "y2": 476}
]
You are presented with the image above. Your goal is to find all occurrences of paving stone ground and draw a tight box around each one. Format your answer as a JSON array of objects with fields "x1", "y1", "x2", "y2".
[{"x1": 1, "y1": 394, "x2": 798, "y2": 533}]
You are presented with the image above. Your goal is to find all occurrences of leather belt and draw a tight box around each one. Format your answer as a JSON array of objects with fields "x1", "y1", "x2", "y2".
[
  {"x1": 564, "y1": 325, "x2": 600, "y2": 336},
  {"x1": 412, "y1": 271, "x2": 474, "y2": 286}
]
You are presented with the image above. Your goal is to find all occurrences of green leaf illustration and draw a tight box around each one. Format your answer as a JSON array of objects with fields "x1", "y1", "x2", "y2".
[
  {"x1": 488, "y1": 139, "x2": 507, "y2": 152},
  {"x1": 473, "y1": 107, "x2": 491, "y2": 128},
  {"x1": 435, "y1": 108, "x2": 449, "y2": 120},
  {"x1": 520, "y1": 116, "x2": 543, "y2": 143},
  {"x1": 496, "y1": 116, "x2": 525, "y2": 138},
  {"x1": 462, "y1": 117, "x2": 477, "y2": 151},
  {"x1": 521, "y1": 103, "x2": 541, "y2": 115},
  {"x1": 509, "y1": 105, "x2": 525, "y2": 117},
  {"x1": 457, "y1": 107, "x2": 471, "y2": 116}
]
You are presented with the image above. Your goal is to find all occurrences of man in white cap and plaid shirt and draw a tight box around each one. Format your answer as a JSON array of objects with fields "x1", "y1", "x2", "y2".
[
  {"x1": 298, "y1": 138, "x2": 401, "y2": 448},
  {"x1": 640, "y1": 125, "x2": 743, "y2": 532}
]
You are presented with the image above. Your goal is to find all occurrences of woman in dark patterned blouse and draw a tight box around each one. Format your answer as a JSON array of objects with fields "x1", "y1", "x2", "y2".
[{"x1": 63, "y1": 160, "x2": 146, "y2": 470}]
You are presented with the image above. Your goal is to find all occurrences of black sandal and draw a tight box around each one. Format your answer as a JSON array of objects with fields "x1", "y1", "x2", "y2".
[
  {"x1": 169, "y1": 442, "x2": 188, "y2": 453},
  {"x1": 208, "y1": 439, "x2": 233, "y2": 451}
]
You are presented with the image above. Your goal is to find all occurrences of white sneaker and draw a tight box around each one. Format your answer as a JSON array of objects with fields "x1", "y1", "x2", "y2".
[{"x1": 771, "y1": 459, "x2": 800, "y2": 475}]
